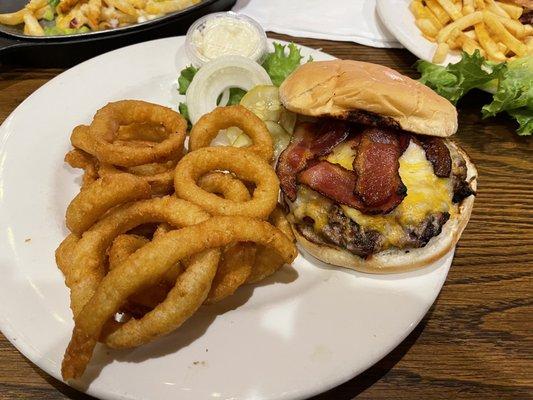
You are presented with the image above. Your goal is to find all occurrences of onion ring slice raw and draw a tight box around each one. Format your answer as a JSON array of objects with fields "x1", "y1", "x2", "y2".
[
  {"x1": 185, "y1": 55, "x2": 272, "y2": 125},
  {"x1": 189, "y1": 105, "x2": 273, "y2": 161},
  {"x1": 174, "y1": 147, "x2": 279, "y2": 219}
]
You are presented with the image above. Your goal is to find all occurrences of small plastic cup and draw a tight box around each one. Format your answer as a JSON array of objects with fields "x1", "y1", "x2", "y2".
[{"x1": 185, "y1": 12, "x2": 268, "y2": 67}]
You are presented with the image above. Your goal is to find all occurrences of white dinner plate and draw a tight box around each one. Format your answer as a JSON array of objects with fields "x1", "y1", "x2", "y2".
[
  {"x1": 0, "y1": 36, "x2": 453, "y2": 400},
  {"x1": 377, "y1": 0, "x2": 461, "y2": 65}
]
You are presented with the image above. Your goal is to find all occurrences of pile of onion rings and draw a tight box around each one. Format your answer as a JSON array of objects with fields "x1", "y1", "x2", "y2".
[
  {"x1": 66, "y1": 100, "x2": 187, "y2": 195},
  {"x1": 57, "y1": 101, "x2": 297, "y2": 380}
]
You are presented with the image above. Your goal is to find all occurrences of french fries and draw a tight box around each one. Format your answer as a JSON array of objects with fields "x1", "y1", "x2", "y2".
[
  {"x1": 0, "y1": 0, "x2": 200, "y2": 36},
  {"x1": 411, "y1": 0, "x2": 533, "y2": 63}
]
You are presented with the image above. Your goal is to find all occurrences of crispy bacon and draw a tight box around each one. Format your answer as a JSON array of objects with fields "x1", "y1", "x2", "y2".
[
  {"x1": 416, "y1": 136, "x2": 452, "y2": 177},
  {"x1": 298, "y1": 161, "x2": 361, "y2": 208},
  {"x1": 277, "y1": 120, "x2": 350, "y2": 201},
  {"x1": 352, "y1": 128, "x2": 407, "y2": 209},
  {"x1": 297, "y1": 159, "x2": 407, "y2": 214}
]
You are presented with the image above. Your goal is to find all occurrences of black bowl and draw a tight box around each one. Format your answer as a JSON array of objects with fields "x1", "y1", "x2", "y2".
[{"x1": 0, "y1": 0, "x2": 237, "y2": 67}]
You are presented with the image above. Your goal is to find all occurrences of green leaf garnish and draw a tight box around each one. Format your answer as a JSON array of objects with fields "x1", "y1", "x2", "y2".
[
  {"x1": 177, "y1": 65, "x2": 198, "y2": 95},
  {"x1": 262, "y1": 43, "x2": 308, "y2": 87}
]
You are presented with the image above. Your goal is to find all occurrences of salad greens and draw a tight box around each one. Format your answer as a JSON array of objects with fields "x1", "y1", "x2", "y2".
[
  {"x1": 416, "y1": 51, "x2": 532, "y2": 135},
  {"x1": 177, "y1": 65, "x2": 198, "y2": 95},
  {"x1": 177, "y1": 42, "x2": 309, "y2": 125},
  {"x1": 482, "y1": 57, "x2": 533, "y2": 135},
  {"x1": 261, "y1": 43, "x2": 310, "y2": 87}
]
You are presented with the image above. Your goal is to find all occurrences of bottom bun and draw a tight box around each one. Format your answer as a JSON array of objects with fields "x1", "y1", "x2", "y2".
[{"x1": 290, "y1": 143, "x2": 477, "y2": 274}]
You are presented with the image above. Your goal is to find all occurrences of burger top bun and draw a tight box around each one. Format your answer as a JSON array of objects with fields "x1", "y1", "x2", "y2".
[{"x1": 279, "y1": 60, "x2": 458, "y2": 138}]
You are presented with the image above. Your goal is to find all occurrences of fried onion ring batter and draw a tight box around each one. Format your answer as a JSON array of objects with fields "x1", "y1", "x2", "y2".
[
  {"x1": 189, "y1": 105, "x2": 274, "y2": 161},
  {"x1": 62, "y1": 216, "x2": 297, "y2": 379},
  {"x1": 71, "y1": 101, "x2": 186, "y2": 167},
  {"x1": 174, "y1": 147, "x2": 279, "y2": 219}
]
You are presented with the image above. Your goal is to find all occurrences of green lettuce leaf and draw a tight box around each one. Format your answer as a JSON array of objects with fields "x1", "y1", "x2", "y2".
[
  {"x1": 178, "y1": 102, "x2": 191, "y2": 129},
  {"x1": 262, "y1": 43, "x2": 305, "y2": 86},
  {"x1": 416, "y1": 52, "x2": 532, "y2": 135},
  {"x1": 227, "y1": 88, "x2": 246, "y2": 105},
  {"x1": 508, "y1": 108, "x2": 533, "y2": 135},
  {"x1": 415, "y1": 51, "x2": 504, "y2": 105},
  {"x1": 177, "y1": 65, "x2": 198, "y2": 95},
  {"x1": 482, "y1": 56, "x2": 532, "y2": 135}
]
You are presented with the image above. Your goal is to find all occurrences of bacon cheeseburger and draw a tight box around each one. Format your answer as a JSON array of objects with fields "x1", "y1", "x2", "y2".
[{"x1": 277, "y1": 60, "x2": 477, "y2": 273}]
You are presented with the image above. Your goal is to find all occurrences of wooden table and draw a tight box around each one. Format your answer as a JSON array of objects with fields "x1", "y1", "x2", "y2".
[{"x1": 1, "y1": 33, "x2": 532, "y2": 400}]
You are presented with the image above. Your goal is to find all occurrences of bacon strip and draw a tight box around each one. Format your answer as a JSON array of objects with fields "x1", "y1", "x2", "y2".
[
  {"x1": 298, "y1": 160, "x2": 407, "y2": 214},
  {"x1": 352, "y1": 128, "x2": 407, "y2": 209},
  {"x1": 277, "y1": 120, "x2": 350, "y2": 201},
  {"x1": 416, "y1": 136, "x2": 452, "y2": 177},
  {"x1": 298, "y1": 161, "x2": 362, "y2": 208}
]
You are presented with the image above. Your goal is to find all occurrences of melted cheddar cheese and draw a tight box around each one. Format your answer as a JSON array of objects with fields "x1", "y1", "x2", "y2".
[
  {"x1": 293, "y1": 141, "x2": 457, "y2": 248},
  {"x1": 292, "y1": 186, "x2": 331, "y2": 231},
  {"x1": 325, "y1": 141, "x2": 357, "y2": 170}
]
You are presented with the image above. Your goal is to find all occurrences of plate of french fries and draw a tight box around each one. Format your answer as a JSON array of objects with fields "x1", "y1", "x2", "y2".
[
  {"x1": 0, "y1": 0, "x2": 202, "y2": 37},
  {"x1": 377, "y1": 0, "x2": 533, "y2": 65}
]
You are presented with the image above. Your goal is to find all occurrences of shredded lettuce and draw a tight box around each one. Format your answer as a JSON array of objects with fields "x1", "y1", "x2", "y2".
[
  {"x1": 262, "y1": 43, "x2": 308, "y2": 86},
  {"x1": 416, "y1": 52, "x2": 532, "y2": 135}
]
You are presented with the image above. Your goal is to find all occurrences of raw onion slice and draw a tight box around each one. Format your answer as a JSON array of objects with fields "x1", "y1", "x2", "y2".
[{"x1": 186, "y1": 55, "x2": 272, "y2": 124}]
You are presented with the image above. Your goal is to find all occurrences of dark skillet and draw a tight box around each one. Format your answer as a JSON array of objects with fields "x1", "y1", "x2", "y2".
[{"x1": 0, "y1": 0, "x2": 236, "y2": 67}]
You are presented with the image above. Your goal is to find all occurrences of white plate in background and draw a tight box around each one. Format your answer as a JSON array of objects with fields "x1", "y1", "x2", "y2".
[{"x1": 377, "y1": 0, "x2": 462, "y2": 65}]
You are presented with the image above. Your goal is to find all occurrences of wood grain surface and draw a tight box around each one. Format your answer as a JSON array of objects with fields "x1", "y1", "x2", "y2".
[{"x1": 0, "y1": 33, "x2": 532, "y2": 400}]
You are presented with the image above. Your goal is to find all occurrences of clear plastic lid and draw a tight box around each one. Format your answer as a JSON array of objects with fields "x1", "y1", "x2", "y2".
[{"x1": 185, "y1": 12, "x2": 268, "y2": 67}]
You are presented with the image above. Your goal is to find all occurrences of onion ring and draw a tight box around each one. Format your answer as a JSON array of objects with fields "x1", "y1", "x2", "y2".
[
  {"x1": 205, "y1": 242, "x2": 255, "y2": 304},
  {"x1": 197, "y1": 171, "x2": 251, "y2": 201},
  {"x1": 115, "y1": 122, "x2": 169, "y2": 143},
  {"x1": 247, "y1": 205, "x2": 296, "y2": 284},
  {"x1": 66, "y1": 174, "x2": 151, "y2": 235},
  {"x1": 108, "y1": 234, "x2": 182, "y2": 311},
  {"x1": 64, "y1": 149, "x2": 99, "y2": 189},
  {"x1": 189, "y1": 105, "x2": 274, "y2": 161},
  {"x1": 198, "y1": 171, "x2": 256, "y2": 304},
  {"x1": 55, "y1": 233, "x2": 80, "y2": 277},
  {"x1": 174, "y1": 147, "x2": 279, "y2": 219},
  {"x1": 99, "y1": 160, "x2": 177, "y2": 196},
  {"x1": 57, "y1": 196, "x2": 211, "y2": 317},
  {"x1": 62, "y1": 216, "x2": 297, "y2": 380},
  {"x1": 70, "y1": 101, "x2": 186, "y2": 167}
]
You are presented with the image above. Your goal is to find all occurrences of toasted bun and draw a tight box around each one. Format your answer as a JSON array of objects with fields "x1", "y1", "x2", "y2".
[
  {"x1": 280, "y1": 60, "x2": 458, "y2": 138},
  {"x1": 289, "y1": 142, "x2": 476, "y2": 274}
]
